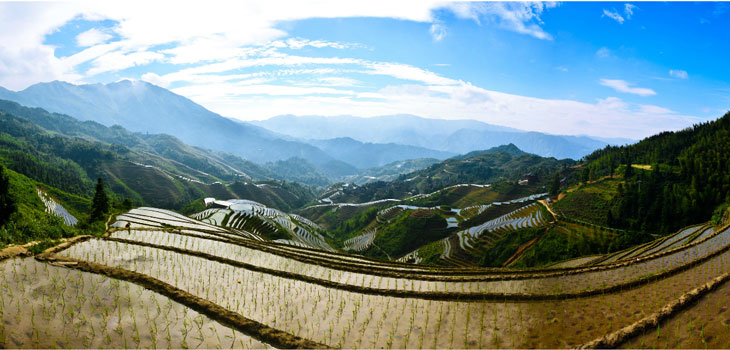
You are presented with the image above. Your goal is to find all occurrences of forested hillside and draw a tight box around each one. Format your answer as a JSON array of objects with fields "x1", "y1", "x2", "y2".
[
  {"x1": 320, "y1": 144, "x2": 573, "y2": 203},
  {"x1": 0, "y1": 102, "x2": 316, "y2": 211},
  {"x1": 573, "y1": 111, "x2": 730, "y2": 234}
]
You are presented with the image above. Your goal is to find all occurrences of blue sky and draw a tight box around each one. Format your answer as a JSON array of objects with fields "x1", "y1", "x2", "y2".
[{"x1": 0, "y1": 1, "x2": 728, "y2": 139}]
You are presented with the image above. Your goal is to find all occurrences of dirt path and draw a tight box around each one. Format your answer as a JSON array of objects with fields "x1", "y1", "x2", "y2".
[
  {"x1": 0, "y1": 245, "x2": 30, "y2": 261},
  {"x1": 503, "y1": 236, "x2": 541, "y2": 267},
  {"x1": 537, "y1": 199, "x2": 558, "y2": 221}
]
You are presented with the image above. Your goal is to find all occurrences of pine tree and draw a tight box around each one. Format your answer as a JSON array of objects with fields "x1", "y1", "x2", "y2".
[
  {"x1": 0, "y1": 166, "x2": 17, "y2": 226},
  {"x1": 606, "y1": 209, "x2": 614, "y2": 227},
  {"x1": 624, "y1": 160, "x2": 634, "y2": 178},
  {"x1": 90, "y1": 177, "x2": 109, "y2": 221},
  {"x1": 549, "y1": 172, "x2": 561, "y2": 196}
]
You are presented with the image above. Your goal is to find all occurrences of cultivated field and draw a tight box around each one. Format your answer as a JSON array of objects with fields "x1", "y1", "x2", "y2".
[{"x1": 2, "y1": 197, "x2": 730, "y2": 348}]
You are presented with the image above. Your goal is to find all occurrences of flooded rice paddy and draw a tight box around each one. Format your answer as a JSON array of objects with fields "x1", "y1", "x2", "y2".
[
  {"x1": 57, "y1": 234, "x2": 730, "y2": 348},
  {"x1": 0, "y1": 257, "x2": 268, "y2": 349}
]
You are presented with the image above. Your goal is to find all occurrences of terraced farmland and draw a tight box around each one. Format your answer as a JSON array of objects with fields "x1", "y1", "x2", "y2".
[
  {"x1": 343, "y1": 229, "x2": 377, "y2": 252},
  {"x1": 36, "y1": 188, "x2": 78, "y2": 226},
  {"x1": 0, "y1": 254, "x2": 269, "y2": 348},
  {"x1": 191, "y1": 199, "x2": 334, "y2": 251},
  {"x1": 3, "y1": 197, "x2": 730, "y2": 348}
]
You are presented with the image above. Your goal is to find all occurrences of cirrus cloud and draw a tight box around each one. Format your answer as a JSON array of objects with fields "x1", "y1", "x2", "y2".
[
  {"x1": 669, "y1": 69, "x2": 689, "y2": 79},
  {"x1": 599, "y1": 79, "x2": 656, "y2": 96}
]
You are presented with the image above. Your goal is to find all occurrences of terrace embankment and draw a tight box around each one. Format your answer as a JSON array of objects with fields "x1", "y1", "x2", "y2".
[
  {"x1": 18, "y1": 206, "x2": 729, "y2": 349},
  {"x1": 39, "y1": 230, "x2": 730, "y2": 348},
  {"x1": 108, "y1": 218, "x2": 730, "y2": 286},
  {"x1": 101, "y1": 221, "x2": 730, "y2": 300},
  {"x1": 35, "y1": 251, "x2": 329, "y2": 349},
  {"x1": 0, "y1": 257, "x2": 270, "y2": 349},
  {"x1": 581, "y1": 271, "x2": 730, "y2": 348}
]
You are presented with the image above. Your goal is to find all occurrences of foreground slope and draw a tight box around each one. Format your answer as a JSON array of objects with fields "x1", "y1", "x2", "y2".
[{"x1": 3, "y1": 200, "x2": 727, "y2": 348}]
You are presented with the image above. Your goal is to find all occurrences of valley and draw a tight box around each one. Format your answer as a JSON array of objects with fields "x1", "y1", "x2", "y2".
[{"x1": 2, "y1": 88, "x2": 730, "y2": 348}]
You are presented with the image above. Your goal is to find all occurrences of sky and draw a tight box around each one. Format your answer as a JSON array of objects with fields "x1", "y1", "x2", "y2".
[{"x1": 0, "y1": 1, "x2": 728, "y2": 139}]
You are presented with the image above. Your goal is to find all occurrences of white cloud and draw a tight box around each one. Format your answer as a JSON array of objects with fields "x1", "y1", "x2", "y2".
[
  {"x1": 624, "y1": 4, "x2": 638, "y2": 19},
  {"x1": 596, "y1": 47, "x2": 611, "y2": 58},
  {"x1": 0, "y1": 1, "x2": 562, "y2": 90},
  {"x1": 0, "y1": 2, "x2": 83, "y2": 89},
  {"x1": 0, "y1": 1, "x2": 702, "y2": 140},
  {"x1": 86, "y1": 50, "x2": 164, "y2": 76},
  {"x1": 76, "y1": 28, "x2": 112, "y2": 47},
  {"x1": 189, "y1": 81, "x2": 696, "y2": 139},
  {"x1": 363, "y1": 61, "x2": 459, "y2": 86},
  {"x1": 669, "y1": 69, "x2": 689, "y2": 79},
  {"x1": 429, "y1": 23, "x2": 447, "y2": 41},
  {"x1": 599, "y1": 79, "x2": 656, "y2": 96},
  {"x1": 174, "y1": 83, "x2": 356, "y2": 97},
  {"x1": 602, "y1": 9, "x2": 625, "y2": 24},
  {"x1": 639, "y1": 104, "x2": 674, "y2": 114},
  {"x1": 445, "y1": 2, "x2": 557, "y2": 40},
  {"x1": 316, "y1": 77, "x2": 361, "y2": 87}
]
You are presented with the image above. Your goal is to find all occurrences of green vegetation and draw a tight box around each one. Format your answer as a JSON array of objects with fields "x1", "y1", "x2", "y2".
[
  {"x1": 0, "y1": 165, "x2": 16, "y2": 226},
  {"x1": 26, "y1": 238, "x2": 62, "y2": 254},
  {"x1": 460, "y1": 202, "x2": 525, "y2": 229},
  {"x1": 263, "y1": 157, "x2": 331, "y2": 188},
  {"x1": 0, "y1": 167, "x2": 101, "y2": 247},
  {"x1": 711, "y1": 203, "x2": 730, "y2": 225},
  {"x1": 312, "y1": 146, "x2": 573, "y2": 205},
  {"x1": 575, "y1": 111, "x2": 730, "y2": 234},
  {"x1": 552, "y1": 178, "x2": 621, "y2": 227},
  {"x1": 324, "y1": 207, "x2": 379, "y2": 242},
  {"x1": 90, "y1": 177, "x2": 110, "y2": 221},
  {"x1": 362, "y1": 211, "x2": 448, "y2": 259},
  {"x1": 510, "y1": 221, "x2": 647, "y2": 268},
  {"x1": 549, "y1": 172, "x2": 560, "y2": 196},
  {"x1": 479, "y1": 227, "x2": 544, "y2": 267},
  {"x1": 0, "y1": 102, "x2": 316, "y2": 213}
]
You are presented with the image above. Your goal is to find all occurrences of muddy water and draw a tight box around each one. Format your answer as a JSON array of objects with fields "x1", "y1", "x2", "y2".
[
  {"x1": 0, "y1": 257, "x2": 270, "y2": 349},
  {"x1": 62, "y1": 239, "x2": 730, "y2": 348},
  {"x1": 623, "y1": 275, "x2": 730, "y2": 349}
]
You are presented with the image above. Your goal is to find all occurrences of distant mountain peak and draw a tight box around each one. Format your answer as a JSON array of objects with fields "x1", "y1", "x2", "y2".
[
  {"x1": 492, "y1": 143, "x2": 525, "y2": 156},
  {"x1": 0, "y1": 80, "x2": 338, "y2": 167},
  {"x1": 253, "y1": 114, "x2": 611, "y2": 160}
]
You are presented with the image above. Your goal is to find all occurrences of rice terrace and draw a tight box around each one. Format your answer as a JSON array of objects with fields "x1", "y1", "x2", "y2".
[{"x1": 1, "y1": 1, "x2": 729, "y2": 349}]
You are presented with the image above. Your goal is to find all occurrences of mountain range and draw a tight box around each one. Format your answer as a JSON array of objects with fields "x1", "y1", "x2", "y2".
[
  {"x1": 0, "y1": 99, "x2": 317, "y2": 210},
  {"x1": 0, "y1": 80, "x2": 629, "y2": 178},
  {"x1": 0, "y1": 81, "x2": 337, "y2": 166},
  {"x1": 253, "y1": 114, "x2": 635, "y2": 160}
]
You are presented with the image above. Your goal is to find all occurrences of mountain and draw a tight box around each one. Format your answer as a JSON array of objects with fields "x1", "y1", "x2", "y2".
[
  {"x1": 398, "y1": 144, "x2": 574, "y2": 192},
  {"x1": 453, "y1": 143, "x2": 526, "y2": 160},
  {"x1": 253, "y1": 114, "x2": 629, "y2": 160},
  {"x1": 313, "y1": 144, "x2": 574, "y2": 204},
  {"x1": 305, "y1": 137, "x2": 454, "y2": 169},
  {"x1": 0, "y1": 80, "x2": 338, "y2": 168},
  {"x1": 0, "y1": 99, "x2": 316, "y2": 211},
  {"x1": 441, "y1": 129, "x2": 606, "y2": 160},
  {"x1": 342, "y1": 158, "x2": 441, "y2": 185}
]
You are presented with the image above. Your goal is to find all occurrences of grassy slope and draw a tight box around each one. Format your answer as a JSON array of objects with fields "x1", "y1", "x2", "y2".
[
  {"x1": 0, "y1": 168, "x2": 93, "y2": 246},
  {"x1": 510, "y1": 221, "x2": 619, "y2": 268},
  {"x1": 0, "y1": 105, "x2": 315, "y2": 212},
  {"x1": 360, "y1": 210, "x2": 449, "y2": 259},
  {"x1": 552, "y1": 178, "x2": 622, "y2": 226}
]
